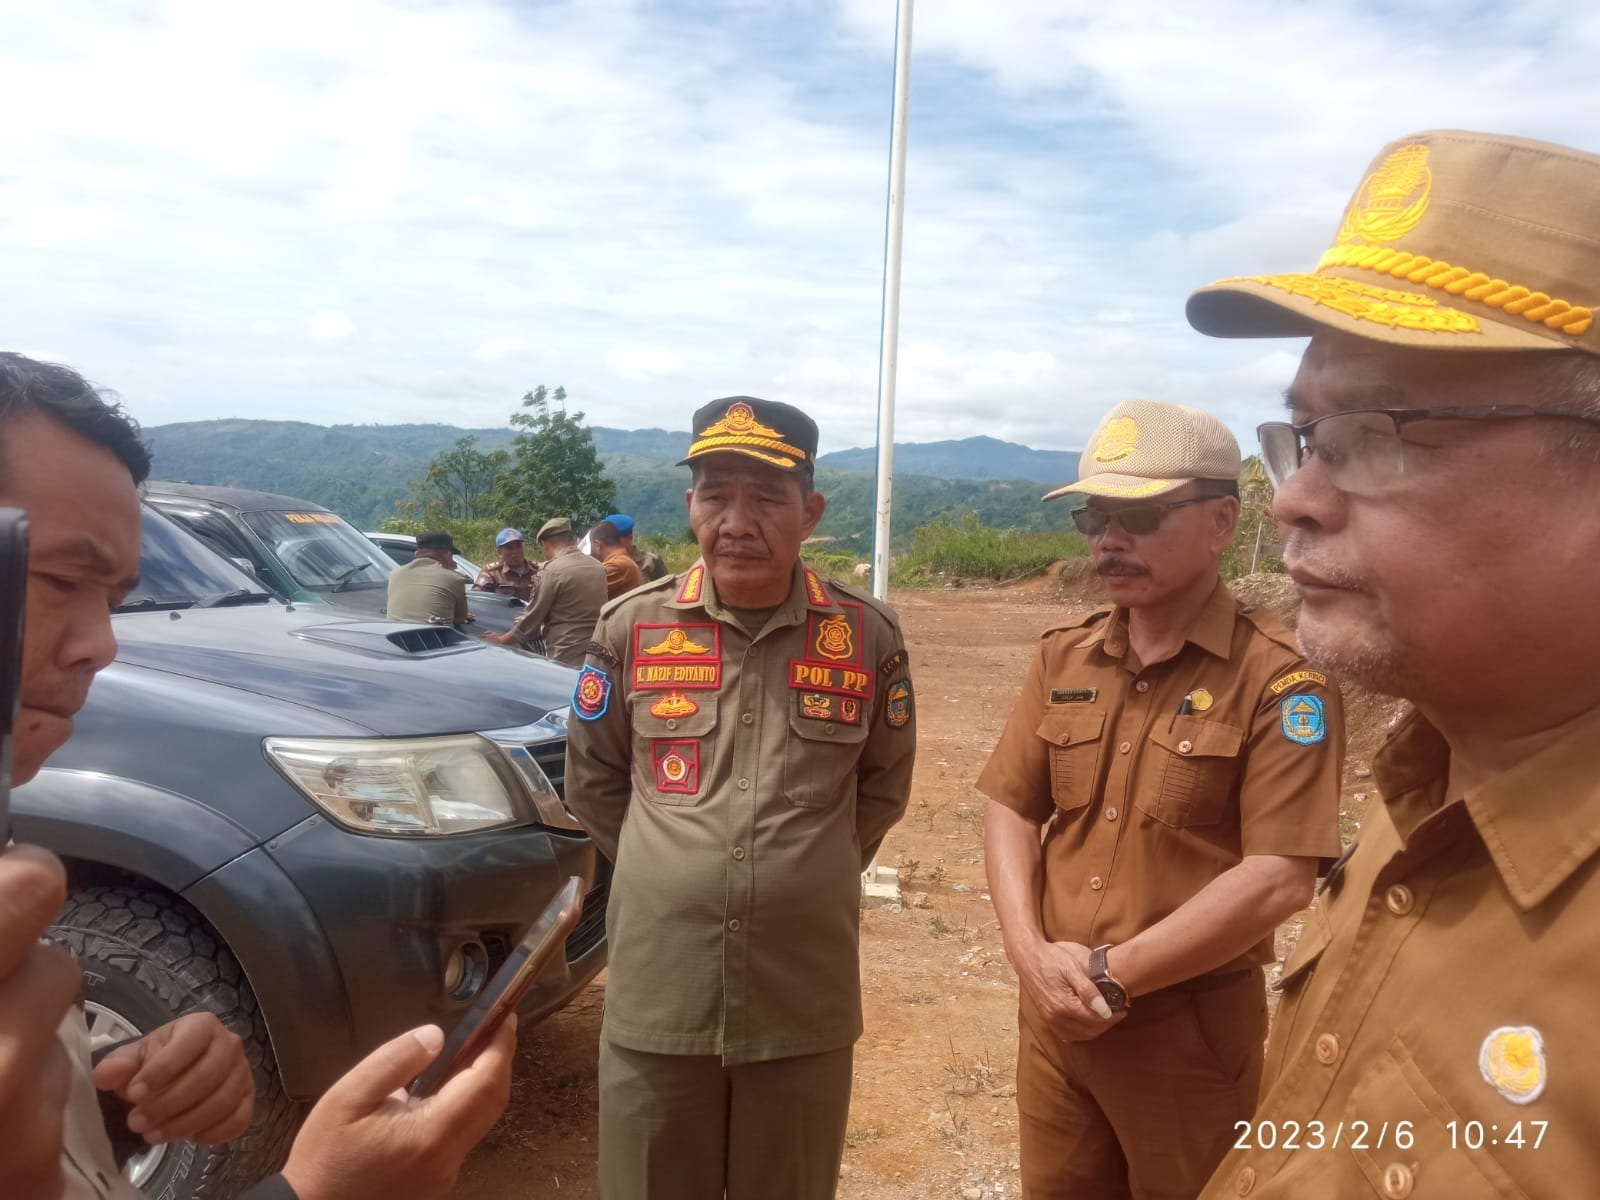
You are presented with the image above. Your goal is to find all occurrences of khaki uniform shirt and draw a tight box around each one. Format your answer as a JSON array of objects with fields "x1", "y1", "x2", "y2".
[
  {"x1": 475, "y1": 558, "x2": 538, "y2": 601},
  {"x1": 1200, "y1": 705, "x2": 1600, "y2": 1200},
  {"x1": 564, "y1": 562, "x2": 917, "y2": 1065},
  {"x1": 601, "y1": 548, "x2": 645, "y2": 599},
  {"x1": 385, "y1": 557, "x2": 468, "y2": 625},
  {"x1": 510, "y1": 545, "x2": 607, "y2": 667},
  {"x1": 632, "y1": 546, "x2": 668, "y2": 583},
  {"x1": 977, "y1": 580, "x2": 1343, "y2": 996}
]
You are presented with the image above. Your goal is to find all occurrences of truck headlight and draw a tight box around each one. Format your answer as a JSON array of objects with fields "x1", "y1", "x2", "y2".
[{"x1": 264, "y1": 735, "x2": 527, "y2": 836}]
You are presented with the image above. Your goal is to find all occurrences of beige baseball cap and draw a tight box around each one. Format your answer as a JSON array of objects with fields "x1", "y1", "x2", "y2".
[
  {"x1": 1043, "y1": 399, "x2": 1242, "y2": 502},
  {"x1": 1187, "y1": 130, "x2": 1600, "y2": 355}
]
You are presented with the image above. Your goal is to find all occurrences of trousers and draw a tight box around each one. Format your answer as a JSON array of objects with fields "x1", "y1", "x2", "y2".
[
  {"x1": 1016, "y1": 968, "x2": 1266, "y2": 1200},
  {"x1": 597, "y1": 1039, "x2": 854, "y2": 1200}
]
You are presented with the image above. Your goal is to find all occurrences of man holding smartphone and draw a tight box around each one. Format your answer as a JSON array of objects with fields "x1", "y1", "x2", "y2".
[{"x1": 0, "y1": 351, "x2": 514, "y2": 1200}]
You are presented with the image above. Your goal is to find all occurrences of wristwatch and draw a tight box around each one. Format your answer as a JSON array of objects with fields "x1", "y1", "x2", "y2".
[{"x1": 1088, "y1": 943, "x2": 1130, "y2": 1012}]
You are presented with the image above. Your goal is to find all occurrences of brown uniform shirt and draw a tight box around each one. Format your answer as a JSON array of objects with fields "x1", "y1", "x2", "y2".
[
  {"x1": 564, "y1": 562, "x2": 917, "y2": 1065},
  {"x1": 385, "y1": 556, "x2": 468, "y2": 625},
  {"x1": 601, "y1": 547, "x2": 644, "y2": 599},
  {"x1": 510, "y1": 545, "x2": 607, "y2": 667},
  {"x1": 475, "y1": 558, "x2": 538, "y2": 601},
  {"x1": 977, "y1": 580, "x2": 1343, "y2": 988},
  {"x1": 1200, "y1": 705, "x2": 1600, "y2": 1199}
]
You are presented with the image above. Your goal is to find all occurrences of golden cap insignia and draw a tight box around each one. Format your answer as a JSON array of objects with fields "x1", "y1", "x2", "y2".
[
  {"x1": 643, "y1": 628, "x2": 712, "y2": 657},
  {"x1": 814, "y1": 613, "x2": 855, "y2": 662},
  {"x1": 649, "y1": 693, "x2": 699, "y2": 719},
  {"x1": 1093, "y1": 417, "x2": 1140, "y2": 464},
  {"x1": 1337, "y1": 144, "x2": 1432, "y2": 246},
  {"x1": 1188, "y1": 688, "x2": 1214, "y2": 712},
  {"x1": 700, "y1": 401, "x2": 785, "y2": 441},
  {"x1": 1479, "y1": 1026, "x2": 1546, "y2": 1105}
]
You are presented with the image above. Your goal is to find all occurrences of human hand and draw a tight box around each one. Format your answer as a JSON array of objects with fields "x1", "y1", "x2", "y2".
[
  {"x1": 279, "y1": 1017, "x2": 516, "y2": 1200},
  {"x1": 1014, "y1": 938, "x2": 1126, "y2": 1043},
  {"x1": 462, "y1": 613, "x2": 477, "y2": 624},
  {"x1": 0, "y1": 844, "x2": 81, "y2": 1200},
  {"x1": 93, "y1": 1011, "x2": 253, "y2": 1145}
]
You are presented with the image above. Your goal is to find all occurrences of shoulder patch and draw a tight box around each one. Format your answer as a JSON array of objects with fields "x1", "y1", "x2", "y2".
[
  {"x1": 1280, "y1": 694, "x2": 1327, "y2": 744},
  {"x1": 1270, "y1": 668, "x2": 1329, "y2": 695},
  {"x1": 886, "y1": 678, "x2": 914, "y2": 729},
  {"x1": 675, "y1": 564, "x2": 706, "y2": 605},
  {"x1": 573, "y1": 665, "x2": 612, "y2": 721},
  {"x1": 878, "y1": 648, "x2": 909, "y2": 677}
]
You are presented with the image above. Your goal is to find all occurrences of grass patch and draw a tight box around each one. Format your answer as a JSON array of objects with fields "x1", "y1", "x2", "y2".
[{"x1": 891, "y1": 515, "x2": 1088, "y2": 584}]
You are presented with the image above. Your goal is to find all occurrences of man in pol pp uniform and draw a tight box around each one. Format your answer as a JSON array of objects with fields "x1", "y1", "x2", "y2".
[
  {"x1": 1188, "y1": 130, "x2": 1600, "y2": 1199},
  {"x1": 979, "y1": 399, "x2": 1344, "y2": 1200},
  {"x1": 564, "y1": 396, "x2": 917, "y2": 1200}
]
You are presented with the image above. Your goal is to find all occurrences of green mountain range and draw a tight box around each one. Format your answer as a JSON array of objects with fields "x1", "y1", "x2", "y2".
[{"x1": 142, "y1": 419, "x2": 1082, "y2": 548}]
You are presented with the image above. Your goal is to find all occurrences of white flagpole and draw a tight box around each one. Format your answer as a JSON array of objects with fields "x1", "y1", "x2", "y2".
[{"x1": 865, "y1": 0, "x2": 915, "y2": 899}]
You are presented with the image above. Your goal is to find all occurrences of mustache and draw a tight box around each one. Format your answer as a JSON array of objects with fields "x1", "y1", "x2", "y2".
[
  {"x1": 1095, "y1": 556, "x2": 1149, "y2": 577},
  {"x1": 714, "y1": 540, "x2": 769, "y2": 560},
  {"x1": 1282, "y1": 532, "x2": 1368, "y2": 589}
]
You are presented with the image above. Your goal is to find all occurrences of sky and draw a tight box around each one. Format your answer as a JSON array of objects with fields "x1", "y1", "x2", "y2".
[{"x1": 4, "y1": 0, "x2": 1600, "y2": 455}]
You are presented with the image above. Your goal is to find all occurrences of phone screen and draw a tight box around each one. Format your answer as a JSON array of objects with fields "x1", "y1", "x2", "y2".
[
  {"x1": 409, "y1": 874, "x2": 586, "y2": 1098},
  {"x1": 0, "y1": 508, "x2": 29, "y2": 837}
]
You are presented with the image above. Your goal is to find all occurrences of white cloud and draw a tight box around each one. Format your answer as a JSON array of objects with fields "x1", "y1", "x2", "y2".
[
  {"x1": 607, "y1": 344, "x2": 688, "y2": 381},
  {"x1": 309, "y1": 310, "x2": 355, "y2": 343}
]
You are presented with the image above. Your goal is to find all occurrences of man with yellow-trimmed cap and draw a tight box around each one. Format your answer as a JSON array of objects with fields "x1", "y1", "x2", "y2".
[
  {"x1": 564, "y1": 396, "x2": 917, "y2": 1200},
  {"x1": 1188, "y1": 130, "x2": 1600, "y2": 1199},
  {"x1": 978, "y1": 399, "x2": 1344, "y2": 1200}
]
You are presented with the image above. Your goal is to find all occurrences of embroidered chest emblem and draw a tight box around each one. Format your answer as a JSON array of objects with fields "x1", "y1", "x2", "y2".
[
  {"x1": 649, "y1": 693, "x2": 699, "y2": 719},
  {"x1": 642, "y1": 628, "x2": 712, "y2": 656},
  {"x1": 814, "y1": 613, "x2": 854, "y2": 661},
  {"x1": 1479, "y1": 1026, "x2": 1546, "y2": 1105}
]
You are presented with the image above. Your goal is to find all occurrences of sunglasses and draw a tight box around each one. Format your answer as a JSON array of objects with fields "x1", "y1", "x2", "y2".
[{"x1": 1071, "y1": 496, "x2": 1215, "y2": 537}]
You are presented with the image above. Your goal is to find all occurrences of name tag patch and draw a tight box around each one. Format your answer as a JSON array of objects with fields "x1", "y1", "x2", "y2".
[
  {"x1": 633, "y1": 622, "x2": 722, "y2": 690},
  {"x1": 1050, "y1": 687, "x2": 1098, "y2": 704},
  {"x1": 1270, "y1": 669, "x2": 1328, "y2": 695}
]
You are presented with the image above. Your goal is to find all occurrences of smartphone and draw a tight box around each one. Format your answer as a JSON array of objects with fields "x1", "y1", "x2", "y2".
[
  {"x1": 0, "y1": 508, "x2": 28, "y2": 838},
  {"x1": 409, "y1": 874, "x2": 585, "y2": 1098}
]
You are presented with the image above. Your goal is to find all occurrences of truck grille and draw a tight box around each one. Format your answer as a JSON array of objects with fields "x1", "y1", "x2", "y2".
[
  {"x1": 528, "y1": 741, "x2": 566, "y2": 801},
  {"x1": 565, "y1": 859, "x2": 610, "y2": 962}
]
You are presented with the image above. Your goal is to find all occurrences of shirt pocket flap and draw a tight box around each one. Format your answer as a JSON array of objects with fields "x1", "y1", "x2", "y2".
[
  {"x1": 1034, "y1": 709, "x2": 1106, "y2": 748},
  {"x1": 631, "y1": 694, "x2": 719, "y2": 739},
  {"x1": 1148, "y1": 717, "x2": 1246, "y2": 758}
]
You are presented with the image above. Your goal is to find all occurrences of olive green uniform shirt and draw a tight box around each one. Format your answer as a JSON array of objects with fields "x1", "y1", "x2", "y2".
[
  {"x1": 510, "y1": 544, "x2": 607, "y2": 667},
  {"x1": 1200, "y1": 704, "x2": 1600, "y2": 1199},
  {"x1": 385, "y1": 556, "x2": 468, "y2": 625},
  {"x1": 632, "y1": 546, "x2": 668, "y2": 583},
  {"x1": 564, "y1": 562, "x2": 917, "y2": 1065}
]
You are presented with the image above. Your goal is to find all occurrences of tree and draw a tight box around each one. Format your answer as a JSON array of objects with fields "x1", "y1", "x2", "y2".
[
  {"x1": 493, "y1": 385, "x2": 617, "y2": 530},
  {"x1": 399, "y1": 436, "x2": 510, "y2": 523}
]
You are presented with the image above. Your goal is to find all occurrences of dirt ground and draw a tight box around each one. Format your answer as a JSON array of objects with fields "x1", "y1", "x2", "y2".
[{"x1": 452, "y1": 578, "x2": 1400, "y2": 1200}]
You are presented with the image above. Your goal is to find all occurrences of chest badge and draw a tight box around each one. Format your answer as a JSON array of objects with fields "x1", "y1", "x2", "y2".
[
  {"x1": 1280, "y1": 694, "x2": 1327, "y2": 744},
  {"x1": 1188, "y1": 688, "x2": 1214, "y2": 712},
  {"x1": 649, "y1": 693, "x2": 698, "y2": 719},
  {"x1": 1479, "y1": 1026, "x2": 1546, "y2": 1105},
  {"x1": 814, "y1": 613, "x2": 855, "y2": 661}
]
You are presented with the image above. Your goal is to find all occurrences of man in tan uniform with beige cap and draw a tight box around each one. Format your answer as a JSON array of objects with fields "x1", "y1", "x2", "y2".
[
  {"x1": 1187, "y1": 130, "x2": 1600, "y2": 1199},
  {"x1": 978, "y1": 399, "x2": 1344, "y2": 1200}
]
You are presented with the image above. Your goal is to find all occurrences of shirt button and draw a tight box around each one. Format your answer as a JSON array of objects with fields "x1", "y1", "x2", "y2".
[
  {"x1": 1381, "y1": 1163, "x2": 1414, "y2": 1199},
  {"x1": 1119, "y1": 741, "x2": 1132, "y2": 754},
  {"x1": 824, "y1": 723, "x2": 835, "y2": 734},
  {"x1": 1385, "y1": 885, "x2": 1415, "y2": 916},
  {"x1": 1235, "y1": 1166, "x2": 1257, "y2": 1196},
  {"x1": 727, "y1": 919, "x2": 741, "y2": 932},
  {"x1": 1135, "y1": 680, "x2": 1150, "y2": 694},
  {"x1": 1089, "y1": 876, "x2": 1104, "y2": 891},
  {"x1": 1178, "y1": 739, "x2": 1194, "y2": 754},
  {"x1": 738, "y1": 778, "x2": 750, "y2": 791},
  {"x1": 732, "y1": 847, "x2": 746, "y2": 861},
  {"x1": 1105, "y1": 807, "x2": 1119, "y2": 821},
  {"x1": 1314, "y1": 1032, "x2": 1340, "y2": 1065},
  {"x1": 665, "y1": 718, "x2": 678, "y2": 731},
  {"x1": 741, "y1": 712, "x2": 754, "y2": 726}
]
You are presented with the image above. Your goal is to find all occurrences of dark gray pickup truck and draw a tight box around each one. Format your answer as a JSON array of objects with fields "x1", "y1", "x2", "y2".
[{"x1": 17, "y1": 506, "x2": 605, "y2": 1199}]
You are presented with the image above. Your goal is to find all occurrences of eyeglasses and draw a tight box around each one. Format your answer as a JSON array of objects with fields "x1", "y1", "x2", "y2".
[
  {"x1": 1258, "y1": 405, "x2": 1600, "y2": 495},
  {"x1": 1071, "y1": 496, "x2": 1215, "y2": 537}
]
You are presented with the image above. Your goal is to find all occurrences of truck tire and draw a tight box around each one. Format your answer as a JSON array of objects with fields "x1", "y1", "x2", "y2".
[{"x1": 50, "y1": 885, "x2": 302, "y2": 1200}]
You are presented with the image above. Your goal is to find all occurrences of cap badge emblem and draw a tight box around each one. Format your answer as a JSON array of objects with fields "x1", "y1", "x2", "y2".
[
  {"x1": 1093, "y1": 416, "x2": 1140, "y2": 464},
  {"x1": 1338, "y1": 144, "x2": 1432, "y2": 245}
]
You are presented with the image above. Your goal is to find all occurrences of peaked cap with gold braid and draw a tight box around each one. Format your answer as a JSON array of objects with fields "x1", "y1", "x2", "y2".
[
  {"x1": 1188, "y1": 130, "x2": 1600, "y2": 355},
  {"x1": 679, "y1": 396, "x2": 819, "y2": 474}
]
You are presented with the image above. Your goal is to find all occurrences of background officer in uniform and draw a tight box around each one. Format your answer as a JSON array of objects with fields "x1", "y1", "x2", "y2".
[
  {"x1": 589, "y1": 519, "x2": 644, "y2": 599},
  {"x1": 1187, "y1": 130, "x2": 1600, "y2": 1199},
  {"x1": 385, "y1": 530, "x2": 472, "y2": 627},
  {"x1": 564, "y1": 396, "x2": 917, "y2": 1200},
  {"x1": 475, "y1": 526, "x2": 538, "y2": 601},
  {"x1": 604, "y1": 513, "x2": 668, "y2": 582},
  {"x1": 482, "y1": 516, "x2": 606, "y2": 665},
  {"x1": 978, "y1": 399, "x2": 1344, "y2": 1200}
]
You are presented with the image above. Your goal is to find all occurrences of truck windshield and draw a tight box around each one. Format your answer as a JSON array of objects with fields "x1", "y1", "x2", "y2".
[
  {"x1": 240, "y1": 510, "x2": 395, "y2": 592},
  {"x1": 120, "y1": 508, "x2": 273, "y2": 611}
]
